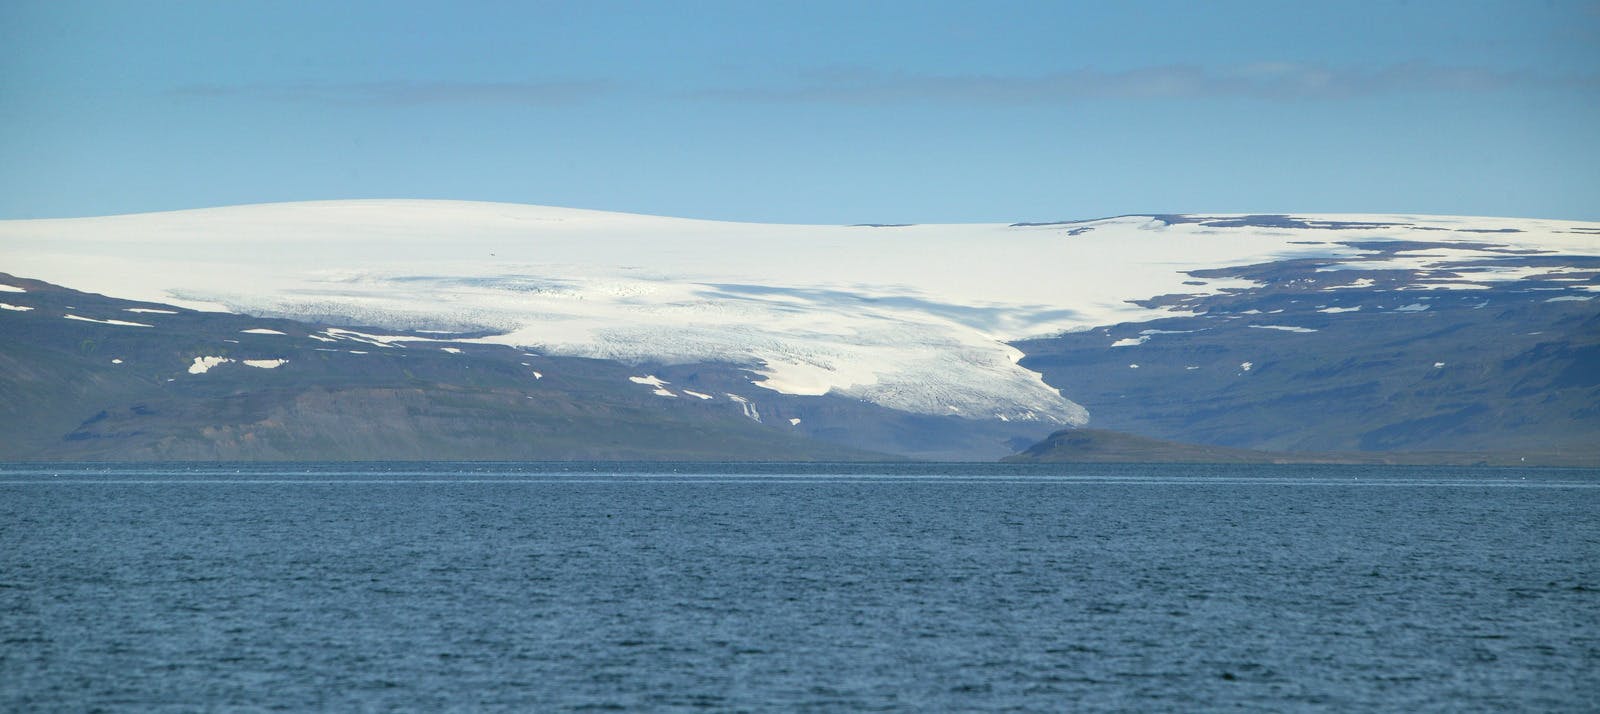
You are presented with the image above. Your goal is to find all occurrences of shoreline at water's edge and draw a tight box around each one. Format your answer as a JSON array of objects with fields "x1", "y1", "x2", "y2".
[
  {"x1": 4, "y1": 459, "x2": 1598, "y2": 473},
  {"x1": 1002, "y1": 428, "x2": 1600, "y2": 468}
]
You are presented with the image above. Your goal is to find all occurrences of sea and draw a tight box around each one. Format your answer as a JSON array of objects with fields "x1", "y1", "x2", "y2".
[{"x1": 2, "y1": 462, "x2": 1596, "y2": 712}]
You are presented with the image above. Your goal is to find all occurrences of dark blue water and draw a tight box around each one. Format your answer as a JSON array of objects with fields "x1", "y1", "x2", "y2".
[{"x1": 2, "y1": 463, "x2": 1597, "y2": 711}]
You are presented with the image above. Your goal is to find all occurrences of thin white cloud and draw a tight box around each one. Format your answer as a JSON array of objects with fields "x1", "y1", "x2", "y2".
[
  {"x1": 173, "y1": 80, "x2": 612, "y2": 106},
  {"x1": 169, "y1": 63, "x2": 1597, "y2": 108},
  {"x1": 691, "y1": 62, "x2": 1599, "y2": 104}
]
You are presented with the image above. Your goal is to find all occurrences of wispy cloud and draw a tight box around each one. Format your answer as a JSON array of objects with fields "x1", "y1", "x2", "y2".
[
  {"x1": 691, "y1": 63, "x2": 1600, "y2": 104},
  {"x1": 172, "y1": 79, "x2": 612, "y2": 106}
]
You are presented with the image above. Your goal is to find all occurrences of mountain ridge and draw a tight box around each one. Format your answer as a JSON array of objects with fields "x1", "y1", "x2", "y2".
[{"x1": 3, "y1": 202, "x2": 1595, "y2": 462}]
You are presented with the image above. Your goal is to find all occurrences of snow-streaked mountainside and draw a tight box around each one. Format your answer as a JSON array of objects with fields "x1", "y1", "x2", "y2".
[{"x1": 2, "y1": 200, "x2": 1597, "y2": 423}]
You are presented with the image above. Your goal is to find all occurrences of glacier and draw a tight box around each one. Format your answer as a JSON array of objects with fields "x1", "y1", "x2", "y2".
[{"x1": 1, "y1": 200, "x2": 1596, "y2": 424}]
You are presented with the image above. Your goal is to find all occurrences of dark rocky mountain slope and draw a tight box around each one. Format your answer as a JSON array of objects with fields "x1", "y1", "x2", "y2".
[
  {"x1": 0, "y1": 275, "x2": 911, "y2": 461},
  {"x1": 1012, "y1": 239, "x2": 1599, "y2": 463}
]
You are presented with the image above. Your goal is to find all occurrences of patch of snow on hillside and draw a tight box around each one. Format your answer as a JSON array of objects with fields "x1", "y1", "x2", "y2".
[
  {"x1": 1240, "y1": 361, "x2": 1254, "y2": 371},
  {"x1": 1110, "y1": 336, "x2": 1148, "y2": 347},
  {"x1": 0, "y1": 303, "x2": 31, "y2": 311},
  {"x1": 682, "y1": 389, "x2": 714, "y2": 400},
  {"x1": 321, "y1": 328, "x2": 413, "y2": 347},
  {"x1": 64, "y1": 314, "x2": 152, "y2": 327},
  {"x1": 111, "y1": 358, "x2": 122, "y2": 364},
  {"x1": 189, "y1": 356, "x2": 232, "y2": 374},
  {"x1": 0, "y1": 284, "x2": 24, "y2": 293},
  {"x1": 1249, "y1": 324, "x2": 1318, "y2": 333},
  {"x1": 626, "y1": 375, "x2": 675, "y2": 397},
  {"x1": 1317, "y1": 306, "x2": 1361, "y2": 313},
  {"x1": 440, "y1": 347, "x2": 462, "y2": 354},
  {"x1": 1449, "y1": 264, "x2": 1584, "y2": 283},
  {"x1": 1327, "y1": 278, "x2": 1376, "y2": 289},
  {"x1": 125, "y1": 308, "x2": 178, "y2": 314},
  {"x1": 241, "y1": 328, "x2": 286, "y2": 335},
  {"x1": 1546, "y1": 295, "x2": 1593, "y2": 302},
  {"x1": 243, "y1": 359, "x2": 288, "y2": 369},
  {"x1": 1393, "y1": 303, "x2": 1430, "y2": 312},
  {"x1": 726, "y1": 393, "x2": 760, "y2": 422}
]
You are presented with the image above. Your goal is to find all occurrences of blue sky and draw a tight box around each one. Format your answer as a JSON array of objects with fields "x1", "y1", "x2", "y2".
[{"x1": 2, "y1": 0, "x2": 1597, "y2": 223}]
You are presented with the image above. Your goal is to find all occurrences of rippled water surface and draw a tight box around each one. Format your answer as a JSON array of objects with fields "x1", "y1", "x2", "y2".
[{"x1": 2, "y1": 463, "x2": 1597, "y2": 711}]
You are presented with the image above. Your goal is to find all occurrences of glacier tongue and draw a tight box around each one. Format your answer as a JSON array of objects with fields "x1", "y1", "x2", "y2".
[{"x1": 2, "y1": 200, "x2": 1596, "y2": 424}]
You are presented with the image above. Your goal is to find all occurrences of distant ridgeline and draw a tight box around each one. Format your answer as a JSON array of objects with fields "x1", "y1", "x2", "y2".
[{"x1": 1, "y1": 204, "x2": 1596, "y2": 463}]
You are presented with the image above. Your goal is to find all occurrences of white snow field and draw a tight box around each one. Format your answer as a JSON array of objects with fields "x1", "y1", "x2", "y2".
[{"x1": 2, "y1": 201, "x2": 1596, "y2": 423}]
